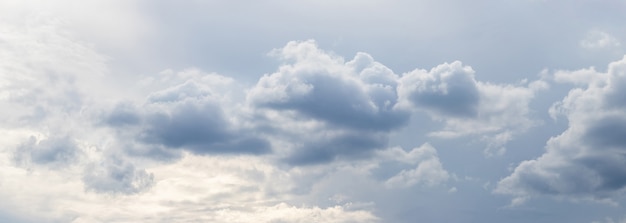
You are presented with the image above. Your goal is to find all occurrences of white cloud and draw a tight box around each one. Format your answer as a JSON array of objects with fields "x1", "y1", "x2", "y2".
[
  {"x1": 383, "y1": 144, "x2": 450, "y2": 188},
  {"x1": 553, "y1": 67, "x2": 608, "y2": 86},
  {"x1": 496, "y1": 55, "x2": 626, "y2": 204},
  {"x1": 0, "y1": 12, "x2": 107, "y2": 129},
  {"x1": 398, "y1": 61, "x2": 546, "y2": 156},
  {"x1": 581, "y1": 30, "x2": 621, "y2": 50},
  {"x1": 0, "y1": 151, "x2": 380, "y2": 223}
]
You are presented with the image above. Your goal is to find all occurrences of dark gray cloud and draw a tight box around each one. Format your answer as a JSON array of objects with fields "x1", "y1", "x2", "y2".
[
  {"x1": 82, "y1": 155, "x2": 154, "y2": 194},
  {"x1": 496, "y1": 56, "x2": 626, "y2": 203},
  {"x1": 583, "y1": 116, "x2": 626, "y2": 149},
  {"x1": 575, "y1": 154, "x2": 626, "y2": 192},
  {"x1": 257, "y1": 74, "x2": 408, "y2": 131}
]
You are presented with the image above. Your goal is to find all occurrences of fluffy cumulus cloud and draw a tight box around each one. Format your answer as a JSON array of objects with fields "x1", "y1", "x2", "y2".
[
  {"x1": 6, "y1": 1, "x2": 626, "y2": 222},
  {"x1": 99, "y1": 69, "x2": 271, "y2": 159},
  {"x1": 496, "y1": 56, "x2": 626, "y2": 203},
  {"x1": 398, "y1": 61, "x2": 547, "y2": 155},
  {"x1": 248, "y1": 40, "x2": 544, "y2": 163},
  {"x1": 248, "y1": 40, "x2": 410, "y2": 165},
  {"x1": 0, "y1": 21, "x2": 449, "y2": 221},
  {"x1": 397, "y1": 61, "x2": 481, "y2": 118}
]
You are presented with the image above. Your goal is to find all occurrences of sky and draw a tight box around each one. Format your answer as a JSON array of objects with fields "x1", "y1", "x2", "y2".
[{"x1": 1, "y1": 0, "x2": 626, "y2": 222}]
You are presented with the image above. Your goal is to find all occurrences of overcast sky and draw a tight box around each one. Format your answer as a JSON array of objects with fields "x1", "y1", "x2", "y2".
[{"x1": 1, "y1": 0, "x2": 626, "y2": 222}]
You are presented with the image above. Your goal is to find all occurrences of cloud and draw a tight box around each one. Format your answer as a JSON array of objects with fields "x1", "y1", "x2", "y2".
[
  {"x1": 249, "y1": 40, "x2": 408, "y2": 131},
  {"x1": 0, "y1": 150, "x2": 381, "y2": 223},
  {"x1": 581, "y1": 30, "x2": 621, "y2": 50},
  {"x1": 13, "y1": 135, "x2": 80, "y2": 168},
  {"x1": 496, "y1": 56, "x2": 626, "y2": 203},
  {"x1": 553, "y1": 67, "x2": 608, "y2": 86},
  {"x1": 5, "y1": 1, "x2": 626, "y2": 222},
  {"x1": 101, "y1": 71, "x2": 271, "y2": 158},
  {"x1": 397, "y1": 61, "x2": 480, "y2": 118},
  {"x1": 246, "y1": 40, "x2": 545, "y2": 163},
  {"x1": 0, "y1": 13, "x2": 106, "y2": 129},
  {"x1": 398, "y1": 61, "x2": 546, "y2": 155},
  {"x1": 248, "y1": 40, "x2": 410, "y2": 165},
  {"x1": 83, "y1": 155, "x2": 154, "y2": 194},
  {"x1": 283, "y1": 131, "x2": 388, "y2": 165},
  {"x1": 382, "y1": 144, "x2": 450, "y2": 188}
]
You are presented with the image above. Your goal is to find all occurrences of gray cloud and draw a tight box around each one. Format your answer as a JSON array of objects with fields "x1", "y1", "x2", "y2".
[
  {"x1": 381, "y1": 144, "x2": 450, "y2": 188},
  {"x1": 583, "y1": 116, "x2": 626, "y2": 149},
  {"x1": 284, "y1": 131, "x2": 387, "y2": 165},
  {"x1": 397, "y1": 61, "x2": 546, "y2": 156},
  {"x1": 398, "y1": 61, "x2": 480, "y2": 118},
  {"x1": 249, "y1": 40, "x2": 409, "y2": 132},
  {"x1": 257, "y1": 74, "x2": 406, "y2": 131},
  {"x1": 248, "y1": 40, "x2": 409, "y2": 165},
  {"x1": 1, "y1": 0, "x2": 625, "y2": 222},
  {"x1": 103, "y1": 78, "x2": 270, "y2": 158},
  {"x1": 496, "y1": 56, "x2": 626, "y2": 203},
  {"x1": 103, "y1": 102, "x2": 141, "y2": 127},
  {"x1": 13, "y1": 136, "x2": 80, "y2": 168},
  {"x1": 82, "y1": 155, "x2": 154, "y2": 194}
]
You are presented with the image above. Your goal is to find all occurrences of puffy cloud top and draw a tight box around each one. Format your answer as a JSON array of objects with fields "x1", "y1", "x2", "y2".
[
  {"x1": 398, "y1": 61, "x2": 480, "y2": 118},
  {"x1": 249, "y1": 40, "x2": 409, "y2": 131},
  {"x1": 496, "y1": 56, "x2": 626, "y2": 203}
]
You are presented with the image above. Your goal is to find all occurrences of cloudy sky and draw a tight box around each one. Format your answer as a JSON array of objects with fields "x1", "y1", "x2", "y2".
[{"x1": 1, "y1": 0, "x2": 626, "y2": 222}]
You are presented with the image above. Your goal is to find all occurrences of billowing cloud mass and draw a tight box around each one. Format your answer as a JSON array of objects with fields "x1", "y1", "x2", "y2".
[
  {"x1": 248, "y1": 40, "x2": 410, "y2": 165},
  {"x1": 398, "y1": 61, "x2": 547, "y2": 155},
  {"x1": 101, "y1": 70, "x2": 271, "y2": 158},
  {"x1": 496, "y1": 56, "x2": 626, "y2": 203},
  {"x1": 2, "y1": 1, "x2": 626, "y2": 222}
]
